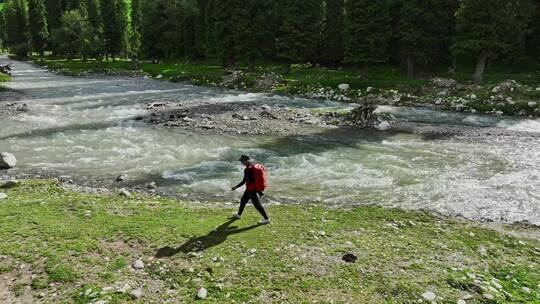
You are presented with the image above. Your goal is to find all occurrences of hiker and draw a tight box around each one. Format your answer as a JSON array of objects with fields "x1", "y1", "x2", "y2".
[{"x1": 231, "y1": 155, "x2": 270, "y2": 224}]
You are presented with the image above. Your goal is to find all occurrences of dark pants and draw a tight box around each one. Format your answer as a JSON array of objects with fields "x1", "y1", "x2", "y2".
[{"x1": 238, "y1": 191, "x2": 269, "y2": 219}]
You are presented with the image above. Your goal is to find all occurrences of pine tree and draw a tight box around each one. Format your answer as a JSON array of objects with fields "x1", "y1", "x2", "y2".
[
  {"x1": 45, "y1": 0, "x2": 63, "y2": 32},
  {"x1": 526, "y1": 3, "x2": 540, "y2": 60},
  {"x1": 321, "y1": 0, "x2": 344, "y2": 66},
  {"x1": 344, "y1": 0, "x2": 391, "y2": 70},
  {"x1": 212, "y1": 0, "x2": 241, "y2": 67},
  {"x1": 101, "y1": 0, "x2": 128, "y2": 60},
  {"x1": 4, "y1": 0, "x2": 30, "y2": 56},
  {"x1": 277, "y1": 0, "x2": 322, "y2": 73},
  {"x1": 28, "y1": 0, "x2": 49, "y2": 59},
  {"x1": 131, "y1": 0, "x2": 142, "y2": 34},
  {"x1": 0, "y1": 12, "x2": 8, "y2": 50},
  {"x1": 234, "y1": 0, "x2": 278, "y2": 70},
  {"x1": 396, "y1": 0, "x2": 447, "y2": 76},
  {"x1": 452, "y1": 0, "x2": 535, "y2": 84},
  {"x1": 141, "y1": 0, "x2": 172, "y2": 61}
]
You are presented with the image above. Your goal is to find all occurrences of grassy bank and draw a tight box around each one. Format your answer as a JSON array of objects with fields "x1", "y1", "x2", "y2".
[
  {"x1": 0, "y1": 180, "x2": 539, "y2": 303},
  {"x1": 32, "y1": 57, "x2": 540, "y2": 118},
  {"x1": 0, "y1": 71, "x2": 10, "y2": 91}
]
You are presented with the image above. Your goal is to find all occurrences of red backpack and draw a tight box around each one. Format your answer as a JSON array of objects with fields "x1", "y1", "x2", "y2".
[{"x1": 249, "y1": 164, "x2": 268, "y2": 192}]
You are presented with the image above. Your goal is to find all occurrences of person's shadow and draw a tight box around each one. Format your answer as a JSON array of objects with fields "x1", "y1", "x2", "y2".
[{"x1": 155, "y1": 219, "x2": 261, "y2": 258}]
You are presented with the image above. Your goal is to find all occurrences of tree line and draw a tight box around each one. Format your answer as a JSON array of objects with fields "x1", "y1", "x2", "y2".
[{"x1": 1, "y1": 0, "x2": 539, "y2": 83}]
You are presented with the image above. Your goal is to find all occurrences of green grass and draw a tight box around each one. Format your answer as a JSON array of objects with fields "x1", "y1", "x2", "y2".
[
  {"x1": 0, "y1": 180, "x2": 539, "y2": 303},
  {"x1": 0, "y1": 71, "x2": 10, "y2": 82}
]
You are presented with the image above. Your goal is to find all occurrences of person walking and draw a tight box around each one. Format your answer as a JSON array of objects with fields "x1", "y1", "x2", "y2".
[{"x1": 231, "y1": 155, "x2": 270, "y2": 224}]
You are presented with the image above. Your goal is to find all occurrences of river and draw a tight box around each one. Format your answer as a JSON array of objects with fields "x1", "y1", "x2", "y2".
[{"x1": 1, "y1": 57, "x2": 539, "y2": 225}]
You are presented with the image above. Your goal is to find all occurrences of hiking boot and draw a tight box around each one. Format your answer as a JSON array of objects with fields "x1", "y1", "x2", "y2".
[
  {"x1": 230, "y1": 213, "x2": 241, "y2": 219},
  {"x1": 258, "y1": 218, "x2": 270, "y2": 225}
]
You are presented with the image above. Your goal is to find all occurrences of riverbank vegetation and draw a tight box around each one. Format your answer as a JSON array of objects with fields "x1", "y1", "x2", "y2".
[{"x1": 0, "y1": 179, "x2": 539, "y2": 303}]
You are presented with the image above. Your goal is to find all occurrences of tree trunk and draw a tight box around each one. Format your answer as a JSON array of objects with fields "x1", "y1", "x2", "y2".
[
  {"x1": 248, "y1": 55, "x2": 256, "y2": 72},
  {"x1": 362, "y1": 62, "x2": 368, "y2": 76},
  {"x1": 282, "y1": 62, "x2": 291, "y2": 74},
  {"x1": 406, "y1": 54, "x2": 414, "y2": 77},
  {"x1": 473, "y1": 52, "x2": 489, "y2": 85}
]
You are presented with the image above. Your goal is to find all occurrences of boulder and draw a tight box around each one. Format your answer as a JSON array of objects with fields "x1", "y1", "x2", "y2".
[
  {"x1": 338, "y1": 83, "x2": 350, "y2": 91},
  {"x1": 0, "y1": 152, "x2": 16, "y2": 169},
  {"x1": 1, "y1": 180, "x2": 18, "y2": 188},
  {"x1": 375, "y1": 121, "x2": 391, "y2": 131}
]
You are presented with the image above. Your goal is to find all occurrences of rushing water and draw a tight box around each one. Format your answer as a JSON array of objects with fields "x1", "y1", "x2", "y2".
[{"x1": 1, "y1": 57, "x2": 539, "y2": 225}]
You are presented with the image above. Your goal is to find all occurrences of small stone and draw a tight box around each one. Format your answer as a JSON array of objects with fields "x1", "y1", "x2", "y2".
[
  {"x1": 366, "y1": 87, "x2": 374, "y2": 93},
  {"x1": 116, "y1": 175, "x2": 127, "y2": 182},
  {"x1": 338, "y1": 83, "x2": 350, "y2": 91},
  {"x1": 482, "y1": 293, "x2": 494, "y2": 300},
  {"x1": 197, "y1": 287, "x2": 207, "y2": 299},
  {"x1": 116, "y1": 283, "x2": 131, "y2": 293},
  {"x1": 522, "y1": 287, "x2": 531, "y2": 293},
  {"x1": 0, "y1": 192, "x2": 6, "y2": 200},
  {"x1": 133, "y1": 259, "x2": 144, "y2": 269},
  {"x1": 421, "y1": 291, "x2": 436, "y2": 301},
  {"x1": 318, "y1": 231, "x2": 326, "y2": 236},
  {"x1": 130, "y1": 289, "x2": 142, "y2": 299},
  {"x1": 95, "y1": 301, "x2": 108, "y2": 304},
  {"x1": 457, "y1": 300, "x2": 466, "y2": 304},
  {"x1": 528, "y1": 101, "x2": 537, "y2": 108},
  {"x1": 462, "y1": 293, "x2": 473, "y2": 300},
  {"x1": 119, "y1": 188, "x2": 131, "y2": 197},
  {"x1": 147, "y1": 182, "x2": 157, "y2": 190},
  {"x1": 248, "y1": 248, "x2": 257, "y2": 254}
]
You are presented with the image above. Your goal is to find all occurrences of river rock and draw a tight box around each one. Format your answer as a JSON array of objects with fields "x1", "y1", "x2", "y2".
[
  {"x1": 338, "y1": 83, "x2": 350, "y2": 91},
  {"x1": 0, "y1": 152, "x2": 17, "y2": 169},
  {"x1": 197, "y1": 287, "x2": 208, "y2": 299},
  {"x1": 130, "y1": 289, "x2": 142, "y2": 299},
  {"x1": 366, "y1": 87, "x2": 374, "y2": 93},
  {"x1": 0, "y1": 192, "x2": 6, "y2": 200},
  {"x1": 1, "y1": 180, "x2": 18, "y2": 188},
  {"x1": 431, "y1": 77, "x2": 458, "y2": 89},
  {"x1": 119, "y1": 188, "x2": 131, "y2": 197},
  {"x1": 482, "y1": 293, "x2": 494, "y2": 300},
  {"x1": 132, "y1": 259, "x2": 144, "y2": 269},
  {"x1": 457, "y1": 300, "x2": 466, "y2": 304},
  {"x1": 376, "y1": 121, "x2": 391, "y2": 131},
  {"x1": 421, "y1": 291, "x2": 436, "y2": 301},
  {"x1": 116, "y1": 174, "x2": 127, "y2": 182},
  {"x1": 147, "y1": 182, "x2": 157, "y2": 190},
  {"x1": 528, "y1": 102, "x2": 537, "y2": 108}
]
